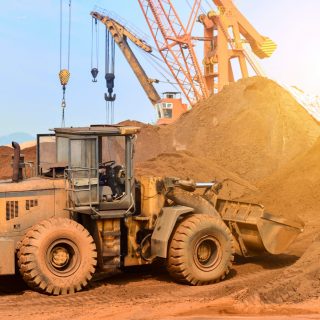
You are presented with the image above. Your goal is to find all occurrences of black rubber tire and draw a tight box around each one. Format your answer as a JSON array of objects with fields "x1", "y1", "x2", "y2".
[
  {"x1": 18, "y1": 218, "x2": 97, "y2": 295},
  {"x1": 167, "y1": 214, "x2": 235, "y2": 285}
]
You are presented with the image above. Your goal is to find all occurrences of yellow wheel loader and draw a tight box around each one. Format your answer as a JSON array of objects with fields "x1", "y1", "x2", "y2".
[{"x1": 0, "y1": 125, "x2": 304, "y2": 294}]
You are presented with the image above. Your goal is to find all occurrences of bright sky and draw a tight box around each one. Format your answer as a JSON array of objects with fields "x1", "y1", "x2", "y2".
[{"x1": 0, "y1": 0, "x2": 319, "y2": 136}]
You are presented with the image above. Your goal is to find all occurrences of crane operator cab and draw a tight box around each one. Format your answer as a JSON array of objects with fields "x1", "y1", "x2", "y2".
[{"x1": 37, "y1": 125, "x2": 140, "y2": 216}]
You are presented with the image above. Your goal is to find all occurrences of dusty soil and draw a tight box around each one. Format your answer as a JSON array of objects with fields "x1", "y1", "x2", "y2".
[
  {"x1": 1, "y1": 77, "x2": 320, "y2": 319},
  {"x1": 0, "y1": 250, "x2": 319, "y2": 320},
  {"x1": 131, "y1": 77, "x2": 320, "y2": 183},
  {"x1": 136, "y1": 151, "x2": 257, "y2": 200}
]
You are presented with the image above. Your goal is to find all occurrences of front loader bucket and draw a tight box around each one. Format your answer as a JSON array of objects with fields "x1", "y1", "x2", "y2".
[{"x1": 215, "y1": 199, "x2": 304, "y2": 257}]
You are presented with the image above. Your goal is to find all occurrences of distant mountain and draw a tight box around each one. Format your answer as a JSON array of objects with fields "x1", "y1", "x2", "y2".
[{"x1": 0, "y1": 132, "x2": 35, "y2": 146}]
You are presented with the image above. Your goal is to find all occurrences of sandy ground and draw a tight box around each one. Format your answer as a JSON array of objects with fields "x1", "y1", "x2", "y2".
[
  {"x1": 1, "y1": 268, "x2": 319, "y2": 320},
  {"x1": 1, "y1": 226, "x2": 319, "y2": 320}
]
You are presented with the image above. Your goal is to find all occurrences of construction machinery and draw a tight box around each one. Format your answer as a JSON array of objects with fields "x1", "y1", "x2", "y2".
[
  {"x1": 199, "y1": 0, "x2": 277, "y2": 93},
  {"x1": 139, "y1": 0, "x2": 276, "y2": 99},
  {"x1": 138, "y1": 0, "x2": 276, "y2": 99},
  {"x1": 91, "y1": 10, "x2": 188, "y2": 125},
  {"x1": 0, "y1": 125, "x2": 303, "y2": 295},
  {"x1": 92, "y1": 1, "x2": 277, "y2": 124}
]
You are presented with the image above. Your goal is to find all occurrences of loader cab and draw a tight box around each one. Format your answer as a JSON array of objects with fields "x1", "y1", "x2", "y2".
[{"x1": 37, "y1": 125, "x2": 140, "y2": 215}]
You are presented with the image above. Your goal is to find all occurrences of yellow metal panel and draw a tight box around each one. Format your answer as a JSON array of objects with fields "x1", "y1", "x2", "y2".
[
  {"x1": 0, "y1": 238, "x2": 15, "y2": 275},
  {"x1": 140, "y1": 176, "x2": 165, "y2": 221},
  {"x1": 0, "y1": 178, "x2": 68, "y2": 236}
]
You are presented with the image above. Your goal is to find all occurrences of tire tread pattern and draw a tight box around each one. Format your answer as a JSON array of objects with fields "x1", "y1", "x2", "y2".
[
  {"x1": 18, "y1": 218, "x2": 97, "y2": 295},
  {"x1": 167, "y1": 214, "x2": 235, "y2": 286}
]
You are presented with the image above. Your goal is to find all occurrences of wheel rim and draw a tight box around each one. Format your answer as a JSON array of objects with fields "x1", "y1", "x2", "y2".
[
  {"x1": 46, "y1": 239, "x2": 80, "y2": 277},
  {"x1": 193, "y1": 235, "x2": 222, "y2": 271}
]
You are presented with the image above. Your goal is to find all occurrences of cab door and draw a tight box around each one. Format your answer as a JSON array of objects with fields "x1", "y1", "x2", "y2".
[{"x1": 67, "y1": 137, "x2": 99, "y2": 207}]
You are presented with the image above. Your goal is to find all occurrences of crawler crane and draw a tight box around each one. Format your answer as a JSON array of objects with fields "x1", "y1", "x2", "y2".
[{"x1": 138, "y1": 0, "x2": 276, "y2": 98}]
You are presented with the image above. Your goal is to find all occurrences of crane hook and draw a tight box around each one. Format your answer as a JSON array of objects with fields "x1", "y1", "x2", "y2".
[
  {"x1": 104, "y1": 73, "x2": 116, "y2": 101},
  {"x1": 91, "y1": 67, "x2": 99, "y2": 82},
  {"x1": 59, "y1": 69, "x2": 70, "y2": 127}
]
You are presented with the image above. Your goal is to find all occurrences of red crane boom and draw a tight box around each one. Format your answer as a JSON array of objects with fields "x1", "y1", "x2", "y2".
[
  {"x1": 138, "y1": 0, "x2": 209, "y2": 105},
  {"x1": 139, "y1": 0, "x2": 276, "y2": 106}
]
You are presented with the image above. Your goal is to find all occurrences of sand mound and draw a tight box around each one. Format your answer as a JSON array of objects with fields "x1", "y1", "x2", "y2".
[
  {"x1": 251, "y1": 136, "x2": 320, "y2": 222},
  {"x1": 250, "y1": 236, "x2": 320, "y2": 304},
  {"x1": 136, "y1": 151, "x2": 257, "y2": 199},
  {"x1": 130, "y1": 77, "x2": 320, "y2": 224},
  {"x1": 128, "y1": 77, "x2": 320, "y2": 185},
  {"x1": 164, "y1": 77, "x2": 320, "y2": 182}
]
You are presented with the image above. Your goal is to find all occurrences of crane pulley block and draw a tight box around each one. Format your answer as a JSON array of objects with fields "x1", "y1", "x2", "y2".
[
  {"x1": 59, "y1": 69, "x2": 70, "y2": 87},
  {"x1": 105, "y1": 72, "x2": 116, "y2": 102},
  {"x1": 91, "y1": 68, "x2": 99, "y2": 82}
]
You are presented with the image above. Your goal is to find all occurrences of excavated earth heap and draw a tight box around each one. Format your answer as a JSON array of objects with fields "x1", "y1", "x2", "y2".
[
  {"x1": 253, "y1": 135, "x2": 320, "y2": 223},
  {"x1": 135, "y1": 77, "x2": 320, "y2": 184},
  {"x1": 241, "y1": 235, "x2": 320, "y2": 304}
]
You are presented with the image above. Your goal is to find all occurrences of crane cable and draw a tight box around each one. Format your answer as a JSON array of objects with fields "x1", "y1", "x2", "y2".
[
  {"x1": 142, "y1": 51, "x2": 181, "y2": 91},
  {"x1": 91, "y1": 17, "x2": 99, "y2": 82},
  {"x1": 104, "y1": 28, "x2": 116, "y2": 124},
  {"x1": 59, "y1": 0, "x2": 72, "y2": 127}
]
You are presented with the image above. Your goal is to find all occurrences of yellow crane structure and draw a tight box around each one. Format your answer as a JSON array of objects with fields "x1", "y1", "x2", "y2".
[
  {"x1": 93, "y1": 1, "x2": 278, "y2": 124},
  {"x1": 199, "y1": 0, "x2": 277, "y2": 93},
  {"x1": 91, "y1": 10, "x2": 188, "y2": 124},
  {"x1": 139, "y1": 0, "x2": 277, "y2": 99},
  {"x1": 91, "y1": 11, "x2": 161, "y2": 105}
]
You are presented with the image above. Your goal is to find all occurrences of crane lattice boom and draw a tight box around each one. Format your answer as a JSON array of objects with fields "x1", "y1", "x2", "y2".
[{"x1": 138, "y1": 0, "x2": 209, "y2": 105}]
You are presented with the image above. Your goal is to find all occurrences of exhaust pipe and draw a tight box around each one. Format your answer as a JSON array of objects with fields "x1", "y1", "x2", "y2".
[{"x1": 12, "y1": 141, "x2": 21, "y2": 182}]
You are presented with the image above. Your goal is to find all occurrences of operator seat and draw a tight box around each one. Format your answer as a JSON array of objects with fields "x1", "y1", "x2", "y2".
[{"x1": 99, "y1": 161, "x2": 125, "y2": 201}]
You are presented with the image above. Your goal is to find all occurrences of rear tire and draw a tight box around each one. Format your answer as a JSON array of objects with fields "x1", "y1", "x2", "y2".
[
  {"x1": 18, "y1": 218, "x2": 97, "y2": 295},
  {"x1": 167, "y1": 214, "x2": 234, "y2": 285}
]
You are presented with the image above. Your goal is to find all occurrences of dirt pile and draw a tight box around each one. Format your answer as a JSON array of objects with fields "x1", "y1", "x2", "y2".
[
  {"x1": 136, "y1": 151, "x2": 257, "y2": 199},
  {"x1": 251, "y1": 136, "x2": 320, "y2": 223},
  {"x1": 163, "y1": 77, "x2": 320, "y2": 182},
  {"x1": 129, "y1": 77, "x2": 320, "y2": 186},
  {"x1": 0, "y1": 145, "x2": 36, "y2": 180},
  {"x1": 241, "y1": 236, "x2": 320, "y2": 304},
  {"x1": 119, "y1": 120, "x2": 168, "y2": 163}
]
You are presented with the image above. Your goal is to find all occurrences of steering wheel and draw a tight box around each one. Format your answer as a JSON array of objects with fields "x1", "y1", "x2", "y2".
[{"x1": 100, "y1": 160, "x2": 115, "y2": 167}]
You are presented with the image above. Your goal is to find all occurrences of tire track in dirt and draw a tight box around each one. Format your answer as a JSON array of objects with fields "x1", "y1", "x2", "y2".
[{"x1": 0, "y1": 253, "x2": 297, "y2": 311}]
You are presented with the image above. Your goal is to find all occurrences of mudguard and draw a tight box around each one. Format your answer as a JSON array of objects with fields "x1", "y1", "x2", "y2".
[
  {"x1": 151, "y1": 206, "x2": 194, "y2": 258},
  {"x1": 0, "y1": 238, "x2": 15, "y2": 275}
]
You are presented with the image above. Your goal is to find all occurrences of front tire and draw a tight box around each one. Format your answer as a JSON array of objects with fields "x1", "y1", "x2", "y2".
[
  {"x1": 167, "y1": 214, "x2": 234, "y2": 285},
  {"x1": 18, "y1": 218, "x2": 97, "y2": 295}
]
